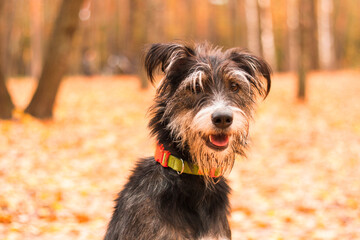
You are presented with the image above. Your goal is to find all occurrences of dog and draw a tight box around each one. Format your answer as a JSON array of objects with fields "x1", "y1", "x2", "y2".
[{"x1": 104, "y1": 43, "x2": 271, "y2": 240}]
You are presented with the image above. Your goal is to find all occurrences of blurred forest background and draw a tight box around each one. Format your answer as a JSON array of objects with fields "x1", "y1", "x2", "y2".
[
  {"x1": 1, "y1": 0, "x2": 360, "y2": 239},
  {"x1": 0, "y1": 0, "x2": 359, "y2": 78}
]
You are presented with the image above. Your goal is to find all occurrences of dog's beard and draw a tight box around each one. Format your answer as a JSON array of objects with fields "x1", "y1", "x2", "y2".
[
  {"x1": 188, "y1": 132, "x2": 235, "y2": 181},
  {"x1": 186, "y1": 129, "x2": 249, "y2": 183},
  {"x1": 167, "y1": 117, "x2": 247, "y2": 183}
]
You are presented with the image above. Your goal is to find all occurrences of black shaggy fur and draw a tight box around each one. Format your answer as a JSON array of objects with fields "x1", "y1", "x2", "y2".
[
  {"x1": 104, "y1": 43, "x2": 271, "y2": 240},
  {"x1": 105, "y1": 158, "x2": 231, "y2": 240}
]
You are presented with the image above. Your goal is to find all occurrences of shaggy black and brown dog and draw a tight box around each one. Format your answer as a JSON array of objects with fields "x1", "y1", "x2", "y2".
[{"x1": 104, "y1": 43, "x2": 271, "y2": 240}]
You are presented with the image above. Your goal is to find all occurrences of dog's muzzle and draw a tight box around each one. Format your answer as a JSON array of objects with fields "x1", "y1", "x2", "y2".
[{"x1": 203, "y1": 109, "x2": 233, "y2": 151}]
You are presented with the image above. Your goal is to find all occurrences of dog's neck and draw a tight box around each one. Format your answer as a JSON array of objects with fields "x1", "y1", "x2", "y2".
[{"x1": 155, "y1": 143, "x2": 223, "y2": 178}]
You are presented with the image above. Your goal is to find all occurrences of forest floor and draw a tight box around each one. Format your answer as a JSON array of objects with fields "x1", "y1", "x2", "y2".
[{"x1": 1, "y1": 71, "x2": 360, "y2": 240}]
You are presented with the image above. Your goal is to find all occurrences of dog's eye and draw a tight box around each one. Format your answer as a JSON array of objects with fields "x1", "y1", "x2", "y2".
[
  {"x1": 230, "y1": 82, "x2": 240, "y2": 93},
  {"x1": 186, "y1": 83, "x2": 202, "y2": 94}
]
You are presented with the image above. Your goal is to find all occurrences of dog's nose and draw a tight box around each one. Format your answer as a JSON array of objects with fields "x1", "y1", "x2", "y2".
[{"x1": 211, "y1": 110, "x2": 233, "y2": 129}]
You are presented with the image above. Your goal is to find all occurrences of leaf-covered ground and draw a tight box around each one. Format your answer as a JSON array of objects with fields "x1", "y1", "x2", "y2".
[{"x1": 1, "y1": 71, "x2": 360, "y2": 240}]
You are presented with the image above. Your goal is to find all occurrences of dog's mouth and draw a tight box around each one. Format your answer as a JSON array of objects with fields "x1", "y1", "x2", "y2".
[{"x1": 205, "y1": 134, "x2": 230, "y2": 151}]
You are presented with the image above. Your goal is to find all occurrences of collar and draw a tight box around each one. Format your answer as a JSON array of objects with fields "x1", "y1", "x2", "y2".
[{"x1": 154, "y1": 144, "x2": 222, "y2": 178}]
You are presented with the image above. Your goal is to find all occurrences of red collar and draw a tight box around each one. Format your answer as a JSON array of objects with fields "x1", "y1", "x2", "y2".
[{"x1": 154, "y1": 144, "x2": 222, "y2": 178}]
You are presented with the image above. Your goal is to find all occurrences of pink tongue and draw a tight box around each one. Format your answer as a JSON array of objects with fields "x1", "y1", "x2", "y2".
[{"x1": 209, "y1": 134, "x2": 229, "y2": 147}]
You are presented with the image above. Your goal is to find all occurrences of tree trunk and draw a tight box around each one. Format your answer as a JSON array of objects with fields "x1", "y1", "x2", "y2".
[
  {"x1": 0, "y1": 1, "x2": 4, "y2": 13},
  {"x1": 25, "y1": 0, "x2": 85, "y2": 119},
  {"x1": 244, "y1": 0, "x2": 261, "y2": 55},
  {"x1": 307, "y1": 0, "x2": 319, "y2": 70},
  {"x1": 287, "y1": 0, "x2": 299, "y2": 71},
  {"x1": 235, "y1": 0, "x2": 248, "y2": 48},
  {"x1": 0, "y1": 0, "x2": 14, "y2": 77},
  {"x1": 0, "y1": 0, "x2": 14, "y2": 119},
  {"x1": 30, "y1": 0, "x2": 43, "y2": 78},
  {"x1": 80, "y1": 0, "x2": 93, "y2": 75},
  {"x1": 297, "y1": 0, "x2": 313, "y2": 100},
  {"x1": 318, "y1": 0, "x2": 335, "y2": 69},
  {"x1": 0, "y1": 69, "x2": 14, "y2": 119},
  {"x1": 229, "y1": 0, "x2": 237, "y2": 46},
  {"x1": 129, "y1": 0, "x2": 148, "y2": 89},
  {"x1": 333, "y1": 0, "x2": 348, "y2": 68},
  {"x1": 258, "y1": 0, "x2": 276, "y2": 69}
]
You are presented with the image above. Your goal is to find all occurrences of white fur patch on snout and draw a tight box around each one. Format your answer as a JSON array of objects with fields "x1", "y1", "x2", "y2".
[{"x1": 192, "y1": 100, "x2": 248, "y2": 133}]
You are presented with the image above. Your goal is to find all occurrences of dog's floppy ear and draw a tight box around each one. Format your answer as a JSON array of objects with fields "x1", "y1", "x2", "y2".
[
  {"x1": 144, "y1": 43, "x2": 195, "y2": 84},
  {"x1": 228, "y1": 49, "x2": 272, "y2": 98}
]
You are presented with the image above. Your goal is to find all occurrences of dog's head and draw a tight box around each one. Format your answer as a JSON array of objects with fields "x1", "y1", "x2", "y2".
[{"x1": 145, "y1": 43, "x2": 271, "y2": 178}]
